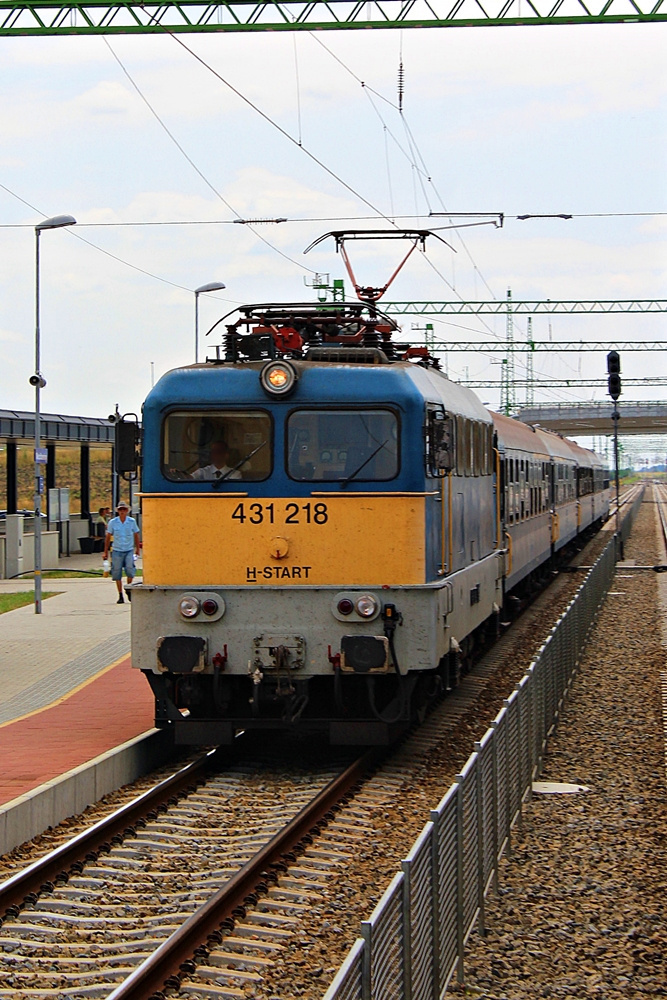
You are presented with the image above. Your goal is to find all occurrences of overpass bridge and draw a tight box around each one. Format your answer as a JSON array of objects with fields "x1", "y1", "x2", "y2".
[{"x1": 514, "y1": 401, "x2": 667, "y2": 437}]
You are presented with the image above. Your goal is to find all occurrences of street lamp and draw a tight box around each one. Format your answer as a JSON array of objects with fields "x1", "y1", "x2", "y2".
[
  {"x1": 194, "y1": 282, "x2": 226, "y2": 363},
  {"x1": 33, "y1": 214, "x2": 77, "y2": 614}
]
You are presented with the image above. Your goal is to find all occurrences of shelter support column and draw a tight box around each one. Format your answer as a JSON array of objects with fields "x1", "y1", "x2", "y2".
[
  {"x1": 80, "y1": 445, "x2": 90, "y2": 519},
  {"x1": 6, "y1": 442, "x2": 18, "y2": 515}
]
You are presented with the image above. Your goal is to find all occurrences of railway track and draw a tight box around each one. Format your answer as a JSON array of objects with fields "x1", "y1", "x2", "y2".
[
  {"x1": 653, "y1": 480, "x2": 667, "y2": 554},
  {"x1": 0, "y1": 744, "x2": 371, "y2": 1000},
  {"x1": 0, "y1": 512, "x2": 629, "y2": 1000},
  {"x1": 608, "y1": 481, "x2": 643, "y2": 523}
]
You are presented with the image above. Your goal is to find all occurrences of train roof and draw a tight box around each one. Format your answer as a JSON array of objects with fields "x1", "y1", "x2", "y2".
[
  {"x1": 492, "y1": 410, "x2": 603, "y2": 468},
  {"x1": 491, "y1": 411, "x2": 551, "y2": 457},
  {"x1": 412, "y1": 365, "x2": 492, "y2": 423}
]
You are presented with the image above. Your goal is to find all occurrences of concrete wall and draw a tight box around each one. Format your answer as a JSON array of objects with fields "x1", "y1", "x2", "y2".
[
  {"x1": 19, "y1": 531, "x2": 60, "y2": 574},
  {"x1": 0, "y1": 529, "x2": 59, "y2": 578},
  {"x1": 69, "y1": 516, "x2": 93, "y2": 548}
]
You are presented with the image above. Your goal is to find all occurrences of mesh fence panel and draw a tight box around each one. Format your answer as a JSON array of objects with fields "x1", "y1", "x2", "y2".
[
  {"x1": 433, "y1": 788, "x2": 459, "y2": 992},
  {"x1": 494, "y1": 710, "x2": 510, "y2": 860},
  {"x1": 364, "y1": 873, "x2": 405, "y2": 1000},
  {"x1": 322, "y1": 938, "x2": 364, "y2": 1000},
  {"x1": 403, "y1": 824, "x2": 435, "y2": 1000},
  {"x1": 506, "y1": 694, "x2": 521, "y2": 826},
  {"x1": 460, "y1": 761, "x2": 480, "y2": 937},
  {"x1": 517, "y1": 679, "x2": 531, "y2": 800},
  {"x1": 477, "y1": 732, "x2": 496, "y2": 893}
]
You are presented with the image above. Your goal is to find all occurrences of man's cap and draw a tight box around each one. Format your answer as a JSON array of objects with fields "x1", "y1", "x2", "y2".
[{"x1": 116, "y1": 501, "x2": 130, "y2": 510}]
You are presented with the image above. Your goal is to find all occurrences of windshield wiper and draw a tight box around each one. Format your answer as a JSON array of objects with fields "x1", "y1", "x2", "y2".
[
  {"x1": 339, "y1": 439, "x2": 389, "y2": 490},
  {"x1": 212, "y1": 440, "x2": 267, "y2": 488}
]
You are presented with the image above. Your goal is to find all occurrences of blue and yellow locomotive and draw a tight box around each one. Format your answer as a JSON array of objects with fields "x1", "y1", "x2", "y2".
[{"x1": 129, "y1": 298, "x2": 609, "y2": 744}]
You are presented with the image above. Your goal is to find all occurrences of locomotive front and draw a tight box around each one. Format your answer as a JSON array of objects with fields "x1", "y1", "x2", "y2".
[{"x1": 131, "y1": 302, "x2": 500, "y2": 744}]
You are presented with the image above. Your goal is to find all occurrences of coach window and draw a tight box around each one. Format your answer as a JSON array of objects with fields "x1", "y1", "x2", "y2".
[
  {"x1": 287, "y1": 408, "x2": 398, "y2": 482},
  {"x1": 162, "y1": 410, "x2": 272, "y2": 481}
]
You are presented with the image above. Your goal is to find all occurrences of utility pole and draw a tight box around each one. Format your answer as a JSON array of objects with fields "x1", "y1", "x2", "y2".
[
  {"x1": 526, "y1": 317, "x2": 535, "y2": 406},
  {"x1": 607, "y1": 350, "x2": 623, "y2": 559},
  {"x1": 500, "y1": 288, "x2": 516, "y2": 416}
]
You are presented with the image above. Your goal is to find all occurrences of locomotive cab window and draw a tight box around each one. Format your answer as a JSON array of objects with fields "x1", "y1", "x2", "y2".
[
  {"x1": 162, "y1": 410, "x2": 272, "y2": 482},
  {"x1": 287, "y1": 408, "x2": 398, "y2": 482}
]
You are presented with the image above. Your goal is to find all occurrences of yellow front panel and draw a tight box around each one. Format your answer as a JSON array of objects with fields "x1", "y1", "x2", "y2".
[{"x1": 142, "y1": 495, "x2": 425, "y2": 586}]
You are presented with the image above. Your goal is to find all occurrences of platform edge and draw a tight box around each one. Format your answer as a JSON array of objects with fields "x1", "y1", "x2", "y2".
[{"x1": 0, "y1": 727, "x2": 177, "y2": 857}]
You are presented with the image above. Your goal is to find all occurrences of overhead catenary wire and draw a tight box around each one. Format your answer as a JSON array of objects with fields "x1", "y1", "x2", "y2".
[
  {"x1": 101, "y1": 37, "x2": 318, "y2": 276},
  {"x1": 0, "y1": 180, "x2": 218, "y2": 295},
  {"x1": 165, "y1": 31, "x2": 399, "y2": 227},
  {"x1": 0, "y1": 211, "x2": 662, "y2": 230}
]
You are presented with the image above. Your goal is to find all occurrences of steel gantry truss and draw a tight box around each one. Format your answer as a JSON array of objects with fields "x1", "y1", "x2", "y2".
[
  {"x1": 0, "y1": 0, "x2": 665, "y2": 36},
  {"x1": 460, "y1": 377, "x2": 667, "y2": 389},
  {"x1": 405, "y1": 340, "x2": 667, "y2": 351},
  {"x1": 383, "y1": 299, "x2": 667, "y2": 315}
]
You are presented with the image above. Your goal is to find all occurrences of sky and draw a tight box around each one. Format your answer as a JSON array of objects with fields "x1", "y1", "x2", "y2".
[{"x1": 0, "y1": 22, "x2": 665, "y2": 457}]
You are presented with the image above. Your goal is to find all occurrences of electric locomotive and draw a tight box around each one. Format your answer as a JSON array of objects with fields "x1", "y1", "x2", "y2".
[{"x1": 126, "y1": 236, "x2": 609, "y2": 746}]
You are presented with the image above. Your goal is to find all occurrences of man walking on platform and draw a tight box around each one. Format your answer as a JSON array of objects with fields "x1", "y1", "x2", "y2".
[{"x1": 103, "y1": 502, "x2": 140, "y2": 604}]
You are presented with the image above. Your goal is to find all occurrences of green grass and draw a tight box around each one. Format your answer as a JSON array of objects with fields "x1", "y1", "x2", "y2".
[
  {"x1": 18, "y1": 569, "x2": 104, "y2": 579},
  {"x1": 18, "y1": 570, "x2": 142, "y2": 580},
  {"x1": 0, "y1": 592, "x2": 59, "y2": 614}
]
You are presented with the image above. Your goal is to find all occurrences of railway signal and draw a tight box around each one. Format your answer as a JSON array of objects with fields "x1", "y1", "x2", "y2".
[
  {"x1": 607, "y1": 351, "x2": 623, "y2": 557},
  {"x1": 607, "y1": 350, "x2": 622, "y2": 400}
]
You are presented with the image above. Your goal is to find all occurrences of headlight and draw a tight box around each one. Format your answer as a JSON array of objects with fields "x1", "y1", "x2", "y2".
[
  {"x1": 355, "y1": 594, "x2": 379, "y2": 618},
  {"x1": 260, "y1": 360, "x2": 298, "y2": 397},
  {"x1": 179, "y1": 596, "x2": 200, "y2": 618}
]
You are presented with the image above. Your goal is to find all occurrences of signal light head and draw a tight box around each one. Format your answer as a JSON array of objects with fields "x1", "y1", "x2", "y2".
[
  {"x1": 607, "y1": 351, "x2": 621, "y2": 375},
  {"x1": 260, "y1": 360, "x2": 298, "y2": 397}
]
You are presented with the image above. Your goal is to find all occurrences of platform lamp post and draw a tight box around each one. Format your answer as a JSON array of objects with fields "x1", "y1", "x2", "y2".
[
  {"x1": 194, "y1": 282, "x2": 226, "y2": 363},
  {"x1": 32, "y1": 214, "x2": 77, "y2": 614},
  {"x1": 607, "y1": 350, "x2": 623, "y2": 560}
]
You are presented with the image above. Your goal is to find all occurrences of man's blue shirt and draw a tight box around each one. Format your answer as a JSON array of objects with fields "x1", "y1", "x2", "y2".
[{"x1": 107, "y1": 515, "x2": 139, "y2": 551}]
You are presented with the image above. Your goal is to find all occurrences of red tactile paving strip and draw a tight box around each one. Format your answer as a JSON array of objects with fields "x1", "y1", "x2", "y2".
[{"x1": 0, "y1": 658, "x2": 154, "y2": 806}]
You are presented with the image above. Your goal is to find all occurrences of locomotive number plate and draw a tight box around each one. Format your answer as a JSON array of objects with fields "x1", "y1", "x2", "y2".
[{"x1": 230, "y1": 501, "x2": 329, "y2": 526}]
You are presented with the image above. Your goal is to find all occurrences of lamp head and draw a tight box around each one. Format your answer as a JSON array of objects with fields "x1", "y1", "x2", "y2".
[
  {"x1": 195, "y1": 281, "x2": 226, "y2": 295},
  {"x1": 35, "y1": 214, "x2": 77, "y2": 231},
  {"x1": 29, "y1": 374, "x2": 47, "y2": 388}
]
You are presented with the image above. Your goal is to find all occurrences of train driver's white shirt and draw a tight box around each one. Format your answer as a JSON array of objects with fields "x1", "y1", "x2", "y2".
[{"x1": 191, "y1": 463, "x2": 242, "y2": 481}]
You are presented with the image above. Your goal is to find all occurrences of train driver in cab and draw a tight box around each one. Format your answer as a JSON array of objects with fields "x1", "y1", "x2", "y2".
[{"x1": 191, "y1": 440, "x2": 242, "y2": 482}]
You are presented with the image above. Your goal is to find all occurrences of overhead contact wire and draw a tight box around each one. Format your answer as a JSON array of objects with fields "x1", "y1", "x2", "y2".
[
  {"x1": 101, "y1": 38, "x2": 317, "y2": 275},
  {"x1": 0, "y1": 181, "x2": 199, "y2": 293},
  {"x1": 166, "y1": 32, "x2": 397, "y2": 226}
]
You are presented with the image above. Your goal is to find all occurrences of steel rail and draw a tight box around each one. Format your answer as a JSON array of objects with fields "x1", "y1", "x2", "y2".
[
  {"x1": 655, "y1": 483, "x2": 667, "y2": 555},
  {"x1": 107, "y1": 747, "x2": 381, "y2": 1000},
  {"x1": 0, "y1": 748, "x2": 219, "y2": 920}
]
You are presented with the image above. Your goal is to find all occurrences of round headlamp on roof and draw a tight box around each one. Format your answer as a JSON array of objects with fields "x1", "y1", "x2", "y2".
[{"x1": 260, "y1": 360, "x2": 298, "y2": 397}]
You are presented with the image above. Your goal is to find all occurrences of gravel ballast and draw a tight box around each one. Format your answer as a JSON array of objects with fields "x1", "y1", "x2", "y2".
[{"x1": 449, "y1": 494, "x2": 667, "y2": 999}]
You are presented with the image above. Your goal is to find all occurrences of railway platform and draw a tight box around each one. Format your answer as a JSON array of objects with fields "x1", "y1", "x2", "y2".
[{"x1": 0, "y1": 554, "x2": 155, "y2": 828}]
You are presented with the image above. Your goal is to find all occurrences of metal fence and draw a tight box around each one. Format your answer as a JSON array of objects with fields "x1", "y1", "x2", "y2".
[{"x1": 324, "y1": 491, "x2": 644, "y2": 1000}]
